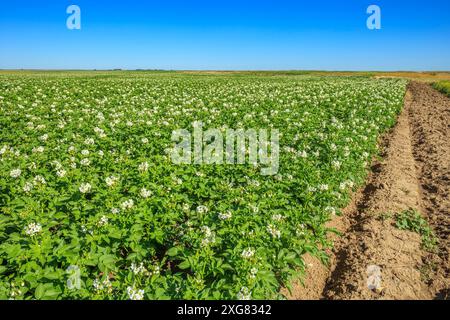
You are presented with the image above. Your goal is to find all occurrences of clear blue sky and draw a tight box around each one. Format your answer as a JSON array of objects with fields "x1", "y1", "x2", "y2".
[{"x1": 1, "y1": 0, "x2": 449, "y2": 70}]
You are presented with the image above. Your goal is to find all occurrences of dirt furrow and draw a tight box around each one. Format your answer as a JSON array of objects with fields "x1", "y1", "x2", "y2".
[
  {"x1": 288, "y1": 82, "x2": 449, "y2": 300},
  {"x1": 407, "y1": 82, "x2": 450, "y2": 299}
]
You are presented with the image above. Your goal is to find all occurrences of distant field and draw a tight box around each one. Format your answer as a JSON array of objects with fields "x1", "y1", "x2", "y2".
[
  {"x1": 2, "y1": 70, "x2": 450, "y2": 82},
  {"x1": 373, "y1": 72, "x2": 450, "y2": 82},
  {"x1": 178, "y1": 70, "x2": 450, "y2": 81}
]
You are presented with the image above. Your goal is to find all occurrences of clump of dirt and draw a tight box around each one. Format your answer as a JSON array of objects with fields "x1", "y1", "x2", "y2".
[{"x1": 287, "y1": 82, "x2": 449, "y2": 300}]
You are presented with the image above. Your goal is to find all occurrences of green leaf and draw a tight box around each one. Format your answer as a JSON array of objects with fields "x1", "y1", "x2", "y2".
[
  {"x1": 166, "y1": 247, "x2": 179, "y2": 257},
  {"x1": 178, "y1": 260, "x2": 190, "y2": 270},
  {"x1": 98, "y1": 254, "x2": 117, "y2": 272},
  {"x1": 35, "y1": 283, "x2": 61, "y2": 300}
]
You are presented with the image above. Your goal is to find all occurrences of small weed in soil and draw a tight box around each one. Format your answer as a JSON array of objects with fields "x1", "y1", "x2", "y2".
[
  {"x1": 395, "y1": 209, "x2": 438, "y2": 252},
  {"x1": 419, "y1": 258, "x2": 438, "y2": 283},
  {"x1": 378, "y1": 212, "x2": 393, "y2": 222}
]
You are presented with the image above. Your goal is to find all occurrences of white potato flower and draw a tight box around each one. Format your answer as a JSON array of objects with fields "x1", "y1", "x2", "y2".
[
  {"x1": 32, "y1": 146, "x2": 44, "y2": 153},
  {"x1": 105, "y1": 175, "x2": 119, "y2": 187},
  {"x1": 140, "y1": 188, "x2": 152, "y2": 199},
  {"x1": 25, "y1": 222, "x2": 42, "y2": 236},
  {"x1": 121, "y1": 199, "x2": 134, "y2": 210},
  {"x1": 23, "y1": 182, "x2": 33, "y2": 193},
  {"x1": 241, "y1": 248, "x2": 255, "y2": 259},
  {"x1": 138, "y1": 161, "x2": 149, "y2": 173},
  {"x1": 33, "y1": 175, "x2": 46, "y2": 185},
  {"x1": 84, "y1": 138, "x2": 95, "y2": 145},
  {"x1": 56, "y1": 169, "x2": 66, "y2": 178},
  {"x1": 218, "y1": 211, "x2": 232, "y2": 220},
  {"x1": 98, "y1": 215, "x2": 109, "y2": 227},
  {"x1": 267, "y1": 224, "x2": 281, "y2": 238},
  {"x1": 79, "y1": 183, "x2": 92, "y2": 194},
  {"x1": 80, "y1": 158, "x2": 91, "y2": 166},
  {"x1": 237, "y1": 287, "x2": 252, "y2": 300},
  {"x1": 10, "y1": 168, "x2": 22, "y2": 178},
  {"x1": 196, "y1": 205, "x2": 208, "y2": 214},
  {"x1": 127, "y1": 286, "x2": 144, "y2": 300}
]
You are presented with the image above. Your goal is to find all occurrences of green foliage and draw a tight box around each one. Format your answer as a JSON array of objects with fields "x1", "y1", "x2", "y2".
[
  {"x1": 0, "y1": 73, "x2": 407, "y2": 299},
  {"x1": 433, "y1": 81, "x2": 450, "y2": 97},
  {"x1": 395, "y1": 209, "x2": 438, "y2": 252}
]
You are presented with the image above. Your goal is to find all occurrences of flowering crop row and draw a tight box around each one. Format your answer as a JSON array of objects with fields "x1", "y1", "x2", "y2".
[{"x1": 0, "y1": 73, "x2": 406, "y2": 299}]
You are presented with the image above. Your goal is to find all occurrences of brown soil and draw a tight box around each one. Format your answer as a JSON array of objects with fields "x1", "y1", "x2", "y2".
[
  {"x1": 286, "y1": 82, "x2": 450, "y2": 300},
  {"x1": 407, "y1": 82, "x2": 450, "y2": 299}
]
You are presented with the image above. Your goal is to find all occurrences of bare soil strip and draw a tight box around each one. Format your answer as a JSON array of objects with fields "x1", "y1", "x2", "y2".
[
  {"x1": 287, "y1": 82, "x2": 449, "y2": 300},
  {"x1": 407, "y1": 82, "x2": 450, "y2": 299}
]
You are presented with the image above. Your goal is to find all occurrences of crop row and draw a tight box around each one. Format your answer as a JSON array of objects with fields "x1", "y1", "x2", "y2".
[{"x1": 0, "y1": 74, "x2": 406, "y2": 299}]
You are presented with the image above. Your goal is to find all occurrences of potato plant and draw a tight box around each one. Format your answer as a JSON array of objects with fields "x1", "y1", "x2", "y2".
[{"x1": 0, "y1": 73, "x2": 406, "y2": 299}]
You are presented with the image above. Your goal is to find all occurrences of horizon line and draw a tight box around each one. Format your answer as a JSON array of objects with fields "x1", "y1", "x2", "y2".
[{"x1": 1, "y1": 69, "x2": 450, "y2": 73}]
